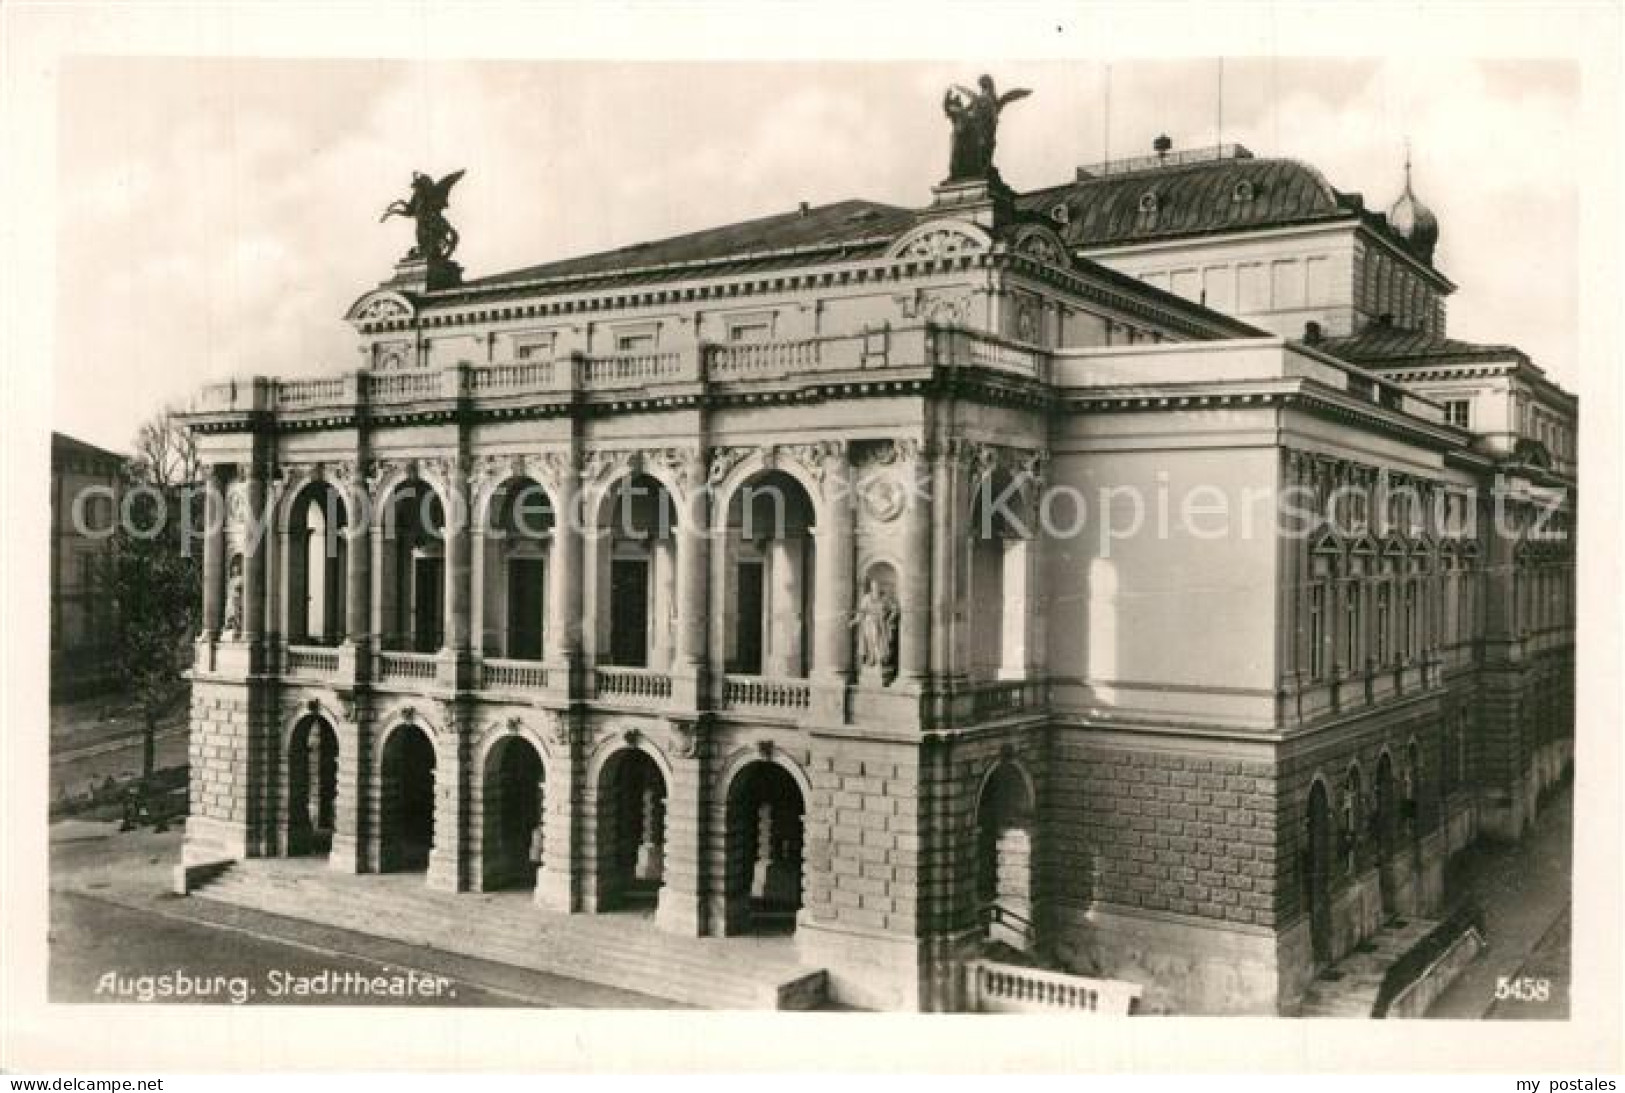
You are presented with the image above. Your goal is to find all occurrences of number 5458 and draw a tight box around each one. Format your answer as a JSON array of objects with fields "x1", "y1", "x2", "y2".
[{"x1": 1495, "y1": 976, "x2": 1551, "y2": 1002}]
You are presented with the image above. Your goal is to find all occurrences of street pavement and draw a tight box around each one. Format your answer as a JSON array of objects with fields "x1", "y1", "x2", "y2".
[
  {"x1": 48, "y1": 820, "x2": 678, "y2": 1009},
  {"x1": 1426, "y1": 780, "x2": 1573, "y2": 1019}
]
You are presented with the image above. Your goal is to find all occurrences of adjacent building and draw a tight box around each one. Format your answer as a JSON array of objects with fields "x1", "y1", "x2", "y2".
[
  {"x1": 177, "y1": 116, "x2": 1575, "y2": 1013},
  {"x1": 50, "y1": 431, "x2": 125, "y2": 698}
]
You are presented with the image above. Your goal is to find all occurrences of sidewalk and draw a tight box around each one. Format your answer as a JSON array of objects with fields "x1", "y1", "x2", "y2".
[
  {"x1": 49, "y1": 821, "x2": 676, "y2": 1008},
  {"x1": 1426, "y1": 780, "x2": 1573, "y2": 1018}
]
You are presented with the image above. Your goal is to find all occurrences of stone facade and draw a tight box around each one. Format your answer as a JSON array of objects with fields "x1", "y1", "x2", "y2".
[{"x1": 178, "y1": 152, "x2": 1576, "y2": 1013}]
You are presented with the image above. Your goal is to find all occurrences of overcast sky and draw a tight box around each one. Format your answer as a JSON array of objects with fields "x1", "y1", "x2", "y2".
[{"x1": 55, "y1": 56, "x2": 1580, "y2": 452}]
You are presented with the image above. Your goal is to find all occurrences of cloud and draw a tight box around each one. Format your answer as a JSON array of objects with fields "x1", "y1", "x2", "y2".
[{"x1": 54, "y1": 57, "x2": 1581, "y2": 453}]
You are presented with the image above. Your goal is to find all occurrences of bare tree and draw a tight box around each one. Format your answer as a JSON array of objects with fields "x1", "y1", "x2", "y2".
[{"x1": 131, "y1": 406, "x2": 202, "y2": 490}]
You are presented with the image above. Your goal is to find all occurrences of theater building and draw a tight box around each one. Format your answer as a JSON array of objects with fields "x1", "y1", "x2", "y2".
[{"x1": 178, "y1": 115, "x2": 1575, "y2": 1013}]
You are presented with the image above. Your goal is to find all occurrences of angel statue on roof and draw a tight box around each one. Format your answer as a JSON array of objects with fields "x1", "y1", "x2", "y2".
[
  {"x1": 942, "y1": 75, "x2": 1031, "y2": 181},
  {"x1": 381, "y1": 169, "x2": 466, "y2": 262}
]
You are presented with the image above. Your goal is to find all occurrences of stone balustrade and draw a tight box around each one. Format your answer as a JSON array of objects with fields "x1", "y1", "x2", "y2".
[
  {"x1": 191, "y1": 324, "x2": 1061, "y2": 419},
  {"x1": 480, "y1": 658, "x2": 551, "y2": 692},
  {"x1": 963, "y1": 959, "x2": 1142, "y2": 1015},
  {"x1": 721, "y1": 675, "x2": 812, "y2": 713},
  {"x1": 285, "y1": 644, "x2": 341, "y2": 678},
  {"x1": 593, "y1": 666, "x2": 673, "y2": 704},
  {"x1": 376, "y1": 650, "x2": 439, "y2": 684}
]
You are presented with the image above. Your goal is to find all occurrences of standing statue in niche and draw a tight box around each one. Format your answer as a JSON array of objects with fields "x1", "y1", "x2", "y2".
[
  {"x1": 222, "y1": 559, "x2": 245, "y2": 639},
  {"x1": 380, "y1": 169, "x2": 466, "y2": 262},
  {"x1": 942, "y1": 75, "x2": 1031, "y2": 181},
  {"x1": 851, "y1": 578, "x2": 900, "y2": 671}
]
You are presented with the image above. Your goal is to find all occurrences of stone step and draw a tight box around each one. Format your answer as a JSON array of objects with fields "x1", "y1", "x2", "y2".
[
  {"x1": 196, "y1": 861, "x2": 820, "y2": 1010},
  {"x1": 1297, "y1": 917, "x2": 1448, "y2": 1018}
]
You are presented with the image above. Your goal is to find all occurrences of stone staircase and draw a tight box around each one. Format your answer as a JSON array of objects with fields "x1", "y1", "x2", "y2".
[
  {"x1": 1296, "y1": 917, "x2": 1441, "y2": 1017},
  {"x1": 194, "y1": 858, "x2": 827, "y2": 1010}
]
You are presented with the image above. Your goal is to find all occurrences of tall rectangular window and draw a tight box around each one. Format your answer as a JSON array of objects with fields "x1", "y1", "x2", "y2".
[
  {"x1": 1403, "y1": 581, "x2": 1418, "y2": 659},
  {"x1": 1309, "y1": 584, "x2": 1327, "y2": 681},
  {"x1": 1344, "y1": 583, "x2": 1362, "y2": 670},
  {"x1": 1376, "y1": 583, "x2": 1392, "y2": 665}
]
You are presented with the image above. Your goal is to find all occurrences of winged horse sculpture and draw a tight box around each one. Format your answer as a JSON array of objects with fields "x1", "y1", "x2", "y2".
[
  {"x1": 942, "y1": 76, "x2": 1031, "y2": 181},
  {"x1": 381, "y1": 169, "x2": 466, "y2": 261}
]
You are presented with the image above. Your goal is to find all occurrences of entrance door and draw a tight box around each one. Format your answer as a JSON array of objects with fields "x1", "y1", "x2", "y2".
[
  {"x1": 610, "y1": 559, "x2": 649, "y2": 666},
  {"x1": 734, "y1": 559, "x2": 764, "y2": 675},
  {"x1": 412, "y1": 557, "x2": 445, "y2": 652},
  {"x1": 381, "y1": 725, "x2": 436, "y2": 873},
  {"x1": 1307, "y1": 781, "x2": 1333, "y2": 966},
  {"x1": 507, "y1": 558, "x2": 545, "y2": 660}
]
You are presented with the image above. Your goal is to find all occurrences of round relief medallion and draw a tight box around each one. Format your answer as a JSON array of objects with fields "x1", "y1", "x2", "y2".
[{"x1": 859, "y1": 472, "x2": 906, "y2": 522}]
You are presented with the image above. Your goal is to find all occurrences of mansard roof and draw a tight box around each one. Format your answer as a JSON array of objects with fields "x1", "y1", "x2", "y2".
[
  {"x1": 458, "y1": 198, "x2": 914, "y2": 292},
  {"x1": 1016, "y1": 151, "x2": 1446, "y2": 280},
  {"x1": 1318, "y1": 325, "x2": 1526, "y2": 365}
]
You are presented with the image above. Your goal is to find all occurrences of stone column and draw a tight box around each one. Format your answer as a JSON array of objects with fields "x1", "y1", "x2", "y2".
[
  {"x1": 344, "y1": 511, "x2": 370, "y2": 648},
  {"x1": 241, "y1": 467, "x2": 267, "y2": 646},
  {"x1": 928, "y1": 445, "x2": 957, "y2": 680},
  {"x1": 546, "y1": 469, "x2": 583, "y2": 687},
  {"x1": 899, "y1": 448, "x2": 932, "y2": 683},
  {"x1": 672, "y1": 457, "x2": 710, "y2": 707},
  {"x1": 201, "y1": 466, "x2": 227, "y2": 638},
  {"x1": 369, "y1": 521, "x2": 392, "y2": 653},
  {"x1": 444, "y1": 473, "x2": 472, "y2": 652},
  {"x1": 650, "y1": 536, "x2": 677, "y2": 670},
  {"x1": 765, "y1": 538, "x2": 806, "y2": 676},
  {"x1": 811, "y1": 447, "x2": 855, "y2": 682}
]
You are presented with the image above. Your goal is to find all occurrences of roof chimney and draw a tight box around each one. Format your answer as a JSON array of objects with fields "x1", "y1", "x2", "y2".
[
  {"x1": 798, "y1": 201, "x2": 810, "y2": 218},
  {"x1": 1153, "y1": 134, "x2": 1173, "y2": 162}
]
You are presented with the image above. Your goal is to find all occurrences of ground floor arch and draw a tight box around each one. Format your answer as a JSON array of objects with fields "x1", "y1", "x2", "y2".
[
  {"x1": 481, "y1": 736, "x2": 546, "y2": 891},
  {"x1": 1375, "y1": 750, "x2": 1398, "y2": 918},
  {"x1": 1306, "y1": 778, "x2": 1334, "y2": 966},
  {"x1": 723, "y1": 760, "x2": 806, "y2": 935},
  {"x1": 379, "y1": 723, "x2": 437, "y2": 873},
  {"x1": 976, "y1": 761, "x2": 1035, "y2": 950},
  {"x1": 595, "y1": 748, "x2": 668, "y2": 910},
  {"x1": 287, "y1": 715, "x2": 339, "y2": 858}
]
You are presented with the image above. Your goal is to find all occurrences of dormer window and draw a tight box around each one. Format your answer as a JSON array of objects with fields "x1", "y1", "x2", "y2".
[
  {"x1": 1232, "y1": 180, "x2": 1256, "y2": 203},
  {"x1": 1050, "y1": 202, "x2": 1071, "y2": 225},
  {"x1": 1137, "y1": 191, "x2": 1160, "y2": 214}
]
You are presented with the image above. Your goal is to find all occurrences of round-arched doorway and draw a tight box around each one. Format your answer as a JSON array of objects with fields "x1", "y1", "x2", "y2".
[
  {"x1": 380, "y1": 723, "x2": 436, "y2": 873},
  {"x1": 288, "y1": 716, "x2": 339, "y2": 858},
  {"x1": 595, "y1": 749, "x2": 667, "y2": 910},
  {"x1": 724, "y1": 760, "x2": 806, "y2": 935},
  {"x1": 976, "y1": 761, "x2": 1035, "y2": 952},
  {"x1": 481, "y1": 736, "x2": 545, "y2": 891}
]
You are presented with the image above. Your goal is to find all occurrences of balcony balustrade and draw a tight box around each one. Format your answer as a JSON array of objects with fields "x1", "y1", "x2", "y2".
[
  {"x1": 480, "y1": 658, "x2": 551, "y2": 693},
  {"x1": 592, "y1": 666, "x2": 673, "y2": 705},
  {"x1": 194, "y1": 324, "x2": 1060, "y2": 418},
  {"x1": 285, "y1": 644, "x2": 341, "y2": 678},
  {"x1": 376, "y1": 650, "x2": 439, "y2": 684},
  {"x1": 720, "y1": 674, "x2": 812, "y2": 714}
]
